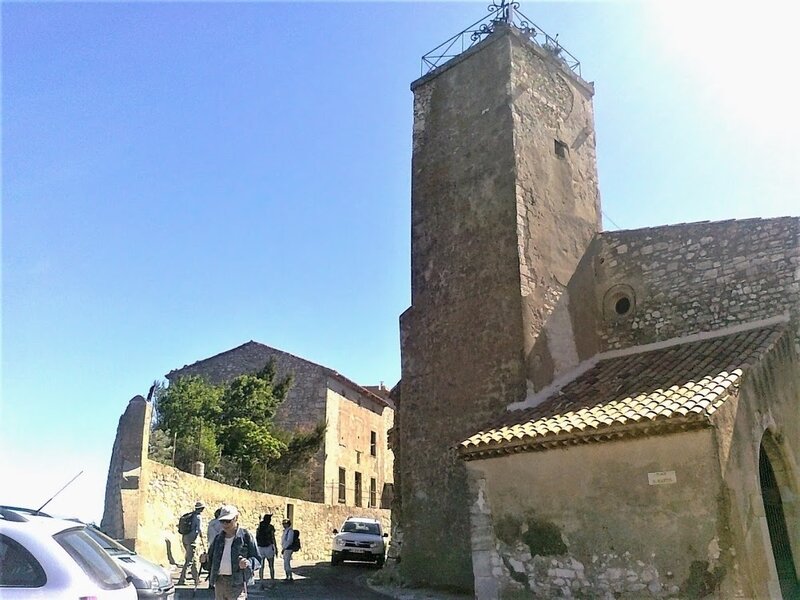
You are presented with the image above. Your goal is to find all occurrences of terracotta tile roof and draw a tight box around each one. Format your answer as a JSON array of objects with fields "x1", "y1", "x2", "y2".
[{"x1": 460, "y1": 324, "x2": 786, "y2": 460}]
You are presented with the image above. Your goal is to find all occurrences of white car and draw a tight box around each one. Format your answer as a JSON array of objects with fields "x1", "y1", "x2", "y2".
[
  {"x1": 0, "y1": 508, "x2": 137, "y2": 599},
  {"x1": 331, "y1": 517, "x2": 388, "y2": 567}
]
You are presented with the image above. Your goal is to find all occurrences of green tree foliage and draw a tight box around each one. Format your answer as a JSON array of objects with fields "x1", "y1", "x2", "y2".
[
  {"x1": 149, "y1": 360, "x2": 324, "y2": 497},
  {"x1": 270, "y1": 421, "x2": 326, "y2": 474},
  {"x1": 147, "y1": 428, "x2": 174, "y2": 464},
  {"x1": 219, "y1": 417, "x2": 286, "y2": 476},
  {"x1": 153, "y1": 376, "x2": 223, "y2": 471}
]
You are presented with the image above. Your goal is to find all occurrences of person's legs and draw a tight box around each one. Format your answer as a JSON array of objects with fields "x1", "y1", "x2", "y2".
[
  {"x1": 214, "y1": 576, "x2": 229, "y2": 600},
  {"x1": 258, "y1": 546, "x2": 267, "y2": 589},
  {"x1": 267, "y1": 554, "x2": 275, "y2": 580},
  {"x1": 233, "y1": 583, "x2": 247, "y2": 600},
  {"x1": 283, "y1": 549, "x2": 294, "y2": 580},
  {"x1": 177, "y1": 539, "x2": 194, "y2": 585},
  {"x1": 189, "y1": 547, "x2": 199, "y2": 585},
  {"x1": 215, "y1": 577, "x2": 247, "y2": 600},
  {"x1": 258, "y1": 547, "x2": 266, "y2": 580}
]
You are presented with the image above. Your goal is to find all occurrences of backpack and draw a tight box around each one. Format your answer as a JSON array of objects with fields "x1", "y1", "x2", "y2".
[
  {"x1": 290, "y1": 529, "x2": 301, "y2": 551},
  {"x1": 178, "y1": 511, "x2": 194, "y2": 535}
]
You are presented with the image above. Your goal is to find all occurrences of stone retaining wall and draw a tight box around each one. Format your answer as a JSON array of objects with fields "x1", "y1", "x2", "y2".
[
  {"x1": 102, "y1": 396, "x2": 390, "y2": 568},
  {"x1": 137, "y1": 458, "x2": 390, "y2": 566}
]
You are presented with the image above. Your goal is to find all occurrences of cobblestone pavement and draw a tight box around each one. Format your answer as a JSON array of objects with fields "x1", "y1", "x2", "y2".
[{"x1": 173, "y1": 559, "x2": 472, "y2": 600}]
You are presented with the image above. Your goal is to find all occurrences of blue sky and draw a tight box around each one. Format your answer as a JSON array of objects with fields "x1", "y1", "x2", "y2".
[{"x1": 2, "y1": 1, "x2": 797, "y2": 523}]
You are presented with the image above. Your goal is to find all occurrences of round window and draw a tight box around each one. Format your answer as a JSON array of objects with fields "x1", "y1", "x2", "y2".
[{"x1": 603, "y1": 284, "x2": 636, "y2": 321}]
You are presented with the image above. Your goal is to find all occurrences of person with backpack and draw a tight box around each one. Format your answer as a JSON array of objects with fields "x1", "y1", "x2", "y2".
[
  {"x1": 208, "y1": 505, "x2": 260, "y2": 600},
  {"x1": 280, "y1": 518, "x2": 300, "y2": 583},
  {"x1": 177, "y1": 500, "x2": 205, "y2": 586},
  {"x1": 255, "y1": 513, "x2": 277, "y2": 589},
  {"x1": 203, "y1": 507, "x2": 224, "y2": 590}
]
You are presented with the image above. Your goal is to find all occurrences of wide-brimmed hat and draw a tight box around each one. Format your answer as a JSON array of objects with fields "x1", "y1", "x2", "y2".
[
  {"x1": 218, "y1": 505, "x2": 239, "y2": 521},
  {"x1": 195, "y1": 501, "x2": 205, "y2": 510}
]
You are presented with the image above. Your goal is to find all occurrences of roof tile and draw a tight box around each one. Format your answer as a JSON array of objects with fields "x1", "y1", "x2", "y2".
[{"x1": 460, "y1": 325, "x2": 786, "y2": 459}]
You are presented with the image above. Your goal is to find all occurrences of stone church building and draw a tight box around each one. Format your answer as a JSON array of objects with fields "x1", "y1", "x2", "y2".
[{"x1": 395, "y1": 8, "x2": 799, "y2": 600}]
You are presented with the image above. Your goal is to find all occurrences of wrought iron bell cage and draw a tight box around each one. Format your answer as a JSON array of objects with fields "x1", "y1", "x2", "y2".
[{"x1": 420, "y1": 1, "x2": 581, "y2": 78}]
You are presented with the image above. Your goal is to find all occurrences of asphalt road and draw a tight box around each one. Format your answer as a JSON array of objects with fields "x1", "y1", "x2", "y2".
[{"x1": 175, "y1": 560, "x2": 391, "y2": 599}]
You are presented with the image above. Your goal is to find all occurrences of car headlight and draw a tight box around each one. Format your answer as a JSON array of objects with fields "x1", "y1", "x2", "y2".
[
  {"x1": 150, "y1": 575, "x2": 160, "y2": 590},
  {"x1": 334, "y1": 538, "x2": 345, "y2": 549},
  {"x1": 369, "y1": 542, "x2": 378, "y2": 548}
]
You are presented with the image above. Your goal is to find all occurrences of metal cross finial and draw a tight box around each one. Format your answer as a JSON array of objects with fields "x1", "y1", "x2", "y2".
[{"x1": 489, "y1": 0, "x2": 520, "y2": 24}]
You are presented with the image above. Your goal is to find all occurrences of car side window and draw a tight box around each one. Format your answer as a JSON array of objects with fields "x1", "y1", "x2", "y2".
[
  {"x1": 55, "y1": 528, "x2": 128, "y2": 590},
  {"x1": 0, "y1": 534, "x2": 47, "y2": 588}
]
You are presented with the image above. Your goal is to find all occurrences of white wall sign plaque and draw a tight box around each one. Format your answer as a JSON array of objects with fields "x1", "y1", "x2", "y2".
[{"x1": 648, "y1": 470, "x2": 677, "y2": 485}]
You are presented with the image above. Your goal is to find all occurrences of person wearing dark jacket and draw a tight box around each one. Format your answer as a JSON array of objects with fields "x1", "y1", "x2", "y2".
[
  {"x1": 177, "y1": 501, "x2": 205, "y2": 586},
  {"x1": 208, "y1": 505, "x2": 260, "y2": 600},
  {"x1": 255, "y1": 513, "x2": 277, "y2": 588}
]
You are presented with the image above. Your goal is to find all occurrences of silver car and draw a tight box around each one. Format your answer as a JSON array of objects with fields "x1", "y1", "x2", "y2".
[
  {"x1": 82, "y1": 526, "x2": 174, "y2": 600},
  {"x1": 0, "y1": 508, "x2": 137, "y2": 600}
]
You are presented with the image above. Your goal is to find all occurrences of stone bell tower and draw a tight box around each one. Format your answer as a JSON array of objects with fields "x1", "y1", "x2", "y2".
[{"x1": 397, "y1": 4, "x2": 601, "y2": 590}]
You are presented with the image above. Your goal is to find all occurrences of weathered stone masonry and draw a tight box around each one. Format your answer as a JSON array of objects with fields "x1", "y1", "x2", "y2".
[
  {"x1": 102, "y1": 396, "x2": 390, "y2": 566},
  {"x1": 596, "y1": 218, "x2": 800, "y2": 349},
  {"x1": 397, "y1": 13, "x2": 799, "y2": 599},
  {"x1": 399, "y1": 25, "x2": 601, "y2": 590},
  {"x1": 167, "y1": 341, "x2": 394, "y2": 507}
]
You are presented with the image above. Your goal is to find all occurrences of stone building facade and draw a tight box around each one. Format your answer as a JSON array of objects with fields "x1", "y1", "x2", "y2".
[
  {"x1": 398, "y1": 22, "x2": 600, "y2": 589},
  {"x1": 167, "y1": 341, "x2": 394, "y2": 507},
  {"x1": 397, "y1": 17, "x2": 799, "y2": 600},
  {"x1": 101, "y1": 397, "x2": 390, "y2": 565}
]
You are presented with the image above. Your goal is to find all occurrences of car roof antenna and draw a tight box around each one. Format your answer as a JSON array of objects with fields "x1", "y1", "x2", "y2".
[{"x1": 36, "y1": 470, "x2": 83, "y2": 515}]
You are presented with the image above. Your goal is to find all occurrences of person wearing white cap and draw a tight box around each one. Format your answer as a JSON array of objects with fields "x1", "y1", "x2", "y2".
[
  {"x1": 280, "y1": 518, "x2": 296, "y2": 583},
  {"x1": 208, "y1": 505, "x2": 261, "y2": 600},
  {"x1": 177, "y1": 500, "x2": 205, "y2": 586}
]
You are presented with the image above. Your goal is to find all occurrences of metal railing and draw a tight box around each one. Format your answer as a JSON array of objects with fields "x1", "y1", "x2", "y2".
[
  {"x1": 421, "y1": 1, "x2": 581, "y2": 78},
  {"x1": 328, "y1": 481, "x2": 387, "y2": 509}
]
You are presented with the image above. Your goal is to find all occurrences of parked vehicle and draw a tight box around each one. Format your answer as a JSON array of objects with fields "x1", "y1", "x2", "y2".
[
  {"x1": 331, "y1": 516, "x2": 388, "y2": 567},
  {"x1": 0, "y1": 508, "x2": 137, "y2": 599},
  {"x1": 82, "y1": 526, "x2": 174, "y2": 600},
  {"x1": 0, "y1": 506, "x2": 174, "y2": 600}
]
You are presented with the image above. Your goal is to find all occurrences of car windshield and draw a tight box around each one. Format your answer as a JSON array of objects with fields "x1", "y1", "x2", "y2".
[
  {"x1": 82, "y1": 527, "x2": 132, "y2": 556},
  {"x1": 342, "y1": 522, "x2": 380, "y2": 535},
  {"x1": 55, "y1": 528, "x2": 129, "y2": 590}
]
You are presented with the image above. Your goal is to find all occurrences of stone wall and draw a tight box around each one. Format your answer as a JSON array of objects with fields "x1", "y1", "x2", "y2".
[
  {"x1": 165, "y1": 341, "x2": 395, "y2": 504},
  {"x1": 595, "y1": 217, "x2": 800, "y2": 349},
  {"x1": 166, "y1": 341, "x2": 330, "y2": 435},
  {"x1": 101, "y1": 396, "x2": 151, "y2": 548},
  {"x1": 102, "y1": 394, "x2": 390, "y2": 567},
  {"x1": 466, "y1": 327, "x2": 800, "y2": 599},
  {"x1": 466, "y1": 429, "x2": 726, "y2": 599},
  {"x1": 710, "y1": 331, "x2": 800, "y2": 598},
  {"x1": 399, "y1": 26, "x2": 600, "y2": 590},
  {"x1": 401, "y1": 29, "x2": 526, "y2": 590},
  {"x1": 510, "y1": 29, "x2": 601, "y2": 385},
  {"x1": 324, "y1": 383, "x2": 394, "y2": 507},
  {"x1": 136, "y1": 459, "x2": 390, "y2": 566}
]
